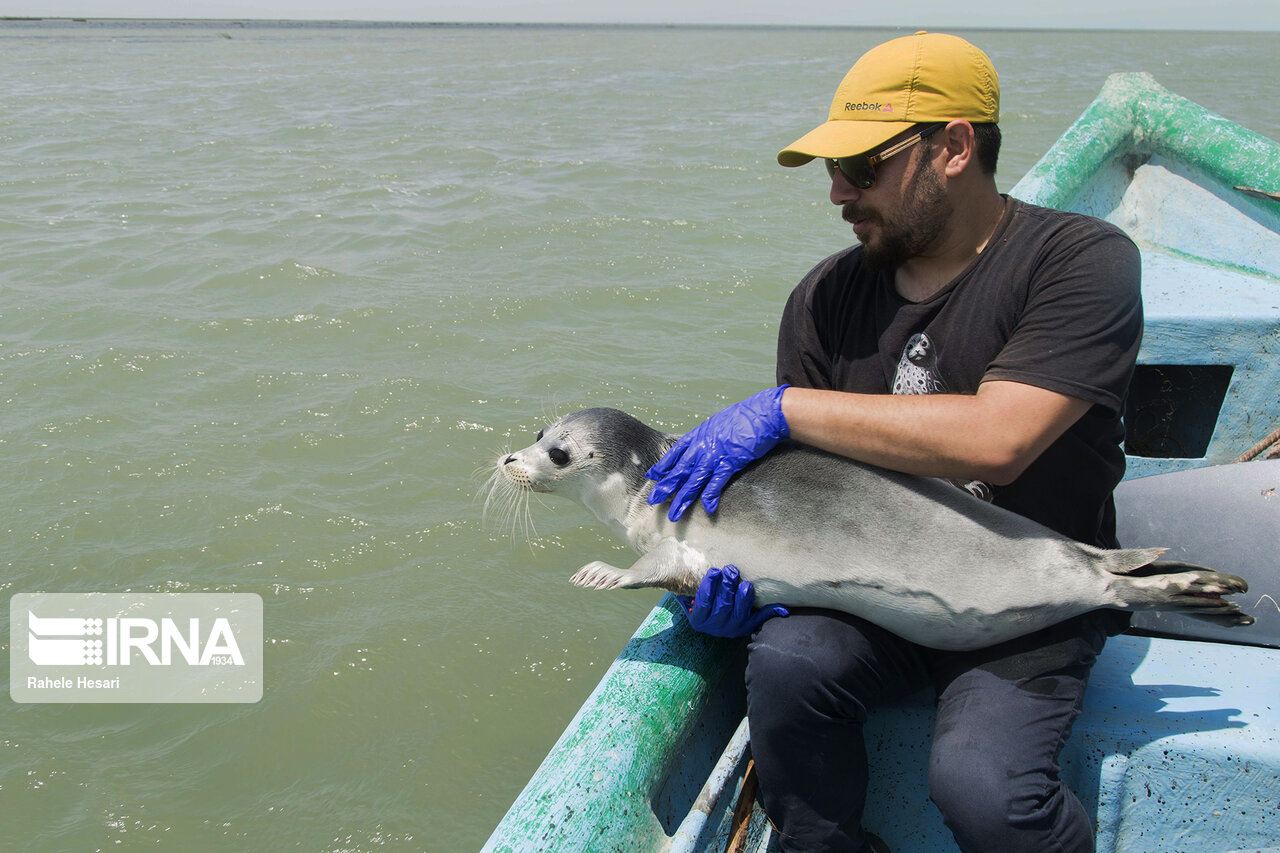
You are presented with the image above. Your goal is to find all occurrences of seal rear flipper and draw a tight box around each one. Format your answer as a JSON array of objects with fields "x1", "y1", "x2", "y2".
[
  {"x1": 568, "y1": 538, "x2": 706, "y2": 596},
  {"x1": 1108, "y1": 562, "x2": 1254, "y2": 627},
  {"x1": 1098, "y1": 546, "x2": 1169, "y2": 575}
]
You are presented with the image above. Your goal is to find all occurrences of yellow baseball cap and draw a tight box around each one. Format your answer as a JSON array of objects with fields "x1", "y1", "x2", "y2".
[{"x1": 778, "y1": 31, "x2": 999, "y2": 167}]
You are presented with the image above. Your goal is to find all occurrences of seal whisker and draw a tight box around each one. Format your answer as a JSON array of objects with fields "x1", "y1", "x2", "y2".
[
  {"x1": 476, "y1": 462, "x2": 545, "y2": 543},
  {"x1": 539, "y1": 400, "x2": 558, "y2": 433}
]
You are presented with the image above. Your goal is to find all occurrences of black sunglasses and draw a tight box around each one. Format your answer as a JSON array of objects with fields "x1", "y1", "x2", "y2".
[{"x1": 824, "y1": 123, "x2": 947, "y2": 190}]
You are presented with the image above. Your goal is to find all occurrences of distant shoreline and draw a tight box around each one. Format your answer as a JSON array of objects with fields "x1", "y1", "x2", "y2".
[{"x1": 0, "y1": 18, "x2": 1272, "y2": 33}]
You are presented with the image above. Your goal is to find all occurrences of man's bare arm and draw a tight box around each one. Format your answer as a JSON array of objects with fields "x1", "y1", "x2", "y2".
[{"x1": 780, "y1": 381, "x2": 1093, "y2": 486}]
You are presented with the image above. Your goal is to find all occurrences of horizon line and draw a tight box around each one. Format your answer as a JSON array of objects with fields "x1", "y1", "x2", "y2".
[{"x1": 2, "y1": 17, "x2": 1277, "y2": 33}]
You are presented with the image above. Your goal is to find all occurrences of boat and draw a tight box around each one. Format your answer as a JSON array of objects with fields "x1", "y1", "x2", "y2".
[{"x1": 481, "y1": 73, "x2": 1280, "y2": 853}]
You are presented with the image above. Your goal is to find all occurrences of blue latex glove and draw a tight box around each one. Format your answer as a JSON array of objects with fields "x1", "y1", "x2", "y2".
[
  {"x1": 646, "y1": 386, "x2": 791, "y2": 522},
  {"x1": 676, "y1": 565, "x2": 789, "y2": 638}
]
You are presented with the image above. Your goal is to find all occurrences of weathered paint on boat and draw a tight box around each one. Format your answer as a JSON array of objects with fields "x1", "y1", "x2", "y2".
[
  {"x1": 1015, "y1": 72, "x2": 1280, "y2": 479},
  {"x1": 482, "y1": 73, "x2": 1280, "y2": 852},
  {"x1": 480, "y1": 595, "x2": 746, "y2": 852}
]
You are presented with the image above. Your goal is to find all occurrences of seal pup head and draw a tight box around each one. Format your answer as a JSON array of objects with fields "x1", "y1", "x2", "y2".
[
  {"x1": 499, "y1": 408, "x2": 669, "y2": 495},
  {"x1": 483, "y1": 408, "x2": 674, "y2": 532}
]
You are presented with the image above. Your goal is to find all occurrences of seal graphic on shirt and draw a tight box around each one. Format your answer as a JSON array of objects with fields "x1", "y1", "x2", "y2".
[
  {"x1": 892, "y1": 333, "x2": 947, "y2": 395},
  {"x1": 891, "y1": 332, "x2": 993, "y2": 502}
]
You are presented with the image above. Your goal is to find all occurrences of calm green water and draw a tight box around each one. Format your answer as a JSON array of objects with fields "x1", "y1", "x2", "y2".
[{"x1": 2, "y1": 21, "x2": 1277, "y2": 851}]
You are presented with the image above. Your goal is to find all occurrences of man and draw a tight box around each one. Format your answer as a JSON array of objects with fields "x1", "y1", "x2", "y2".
[{"x1": 646, "y1": 32, "x2": 1143, "y2": 853}]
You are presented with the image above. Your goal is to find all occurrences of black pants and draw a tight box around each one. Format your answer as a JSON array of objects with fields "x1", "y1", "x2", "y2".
[{"x1": 745, "y1": 607, "x2": 1113, "y2": 853}]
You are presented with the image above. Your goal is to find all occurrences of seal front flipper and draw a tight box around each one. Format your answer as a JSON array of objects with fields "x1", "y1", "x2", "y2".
[{"x1": 569, "y1": 538, "x2": 707, "y2": 596}]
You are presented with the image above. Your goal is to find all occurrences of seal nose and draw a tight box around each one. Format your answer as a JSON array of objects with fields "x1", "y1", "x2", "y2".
[{"x1": 504, "y1": 455, "x2": 516, "y2": 465}]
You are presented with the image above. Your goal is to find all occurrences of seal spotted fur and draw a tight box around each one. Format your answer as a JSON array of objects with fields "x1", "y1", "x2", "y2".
[{"x1": 484, "y1": 407, "x2": 1253, "y2": 650}]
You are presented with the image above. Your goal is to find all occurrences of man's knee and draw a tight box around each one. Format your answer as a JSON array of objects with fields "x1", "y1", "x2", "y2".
[
  {"x1": 930, "y1": 749, "x2": 1088, "y2": 852},
  {"x1": 929, "y1": 748, "x2": 1017, "y2": 838},
  {"x1": 745, "y1": 613, "x2": 861, "y2": 726},
  {"x1": 746, "y1": 608, "x2": 905, "y2": 724}
]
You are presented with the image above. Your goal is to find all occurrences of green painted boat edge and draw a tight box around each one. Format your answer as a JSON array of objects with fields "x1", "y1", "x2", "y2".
[
  {"x1": 1012, "y1": 71, "x2": 1280, "y2": 230},
  {"x1": 481, "y1": 594, "x2": 738, "y2": 851},
  {"x1": 1017, "y1": 71, "x2": 1280, "y2": 478}
]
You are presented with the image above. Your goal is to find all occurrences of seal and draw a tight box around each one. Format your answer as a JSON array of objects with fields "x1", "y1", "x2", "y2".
[{"x1": 483, "y1": 407, "x2": 1253, "y2": 650}]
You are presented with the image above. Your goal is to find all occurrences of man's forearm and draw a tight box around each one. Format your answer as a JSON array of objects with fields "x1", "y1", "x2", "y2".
[{"x1": 779, "y1": 382, "x2": 1092, "y2": 486}]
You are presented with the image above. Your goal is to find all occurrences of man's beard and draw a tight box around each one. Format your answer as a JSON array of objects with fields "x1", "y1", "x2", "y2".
[{"x1": 845, "y1": 155, "x2": 953, "y2": 271}]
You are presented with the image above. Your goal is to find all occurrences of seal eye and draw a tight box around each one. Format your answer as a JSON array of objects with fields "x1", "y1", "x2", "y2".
[{"x1": 548, "y1": 448, "x2": 570, "y2": 467}]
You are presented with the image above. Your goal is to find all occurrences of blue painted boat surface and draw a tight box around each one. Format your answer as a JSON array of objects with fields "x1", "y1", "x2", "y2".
[{"x1": 482, "y1": 74, "x2": 1280, "y2": 852}]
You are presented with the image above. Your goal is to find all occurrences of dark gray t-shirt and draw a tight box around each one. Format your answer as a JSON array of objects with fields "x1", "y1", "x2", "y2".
[{"x1": 776, "y1": 197, "x2": 1143, "y2": 548}]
